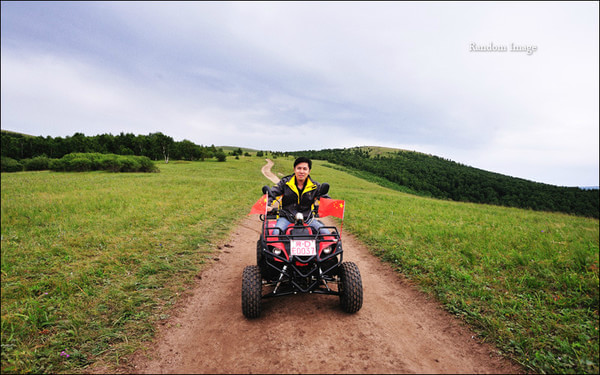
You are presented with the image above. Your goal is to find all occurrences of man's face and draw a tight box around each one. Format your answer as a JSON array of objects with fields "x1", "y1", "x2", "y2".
[{"x1": 294, "y1": 162, "x2": 310, "y2": 182}]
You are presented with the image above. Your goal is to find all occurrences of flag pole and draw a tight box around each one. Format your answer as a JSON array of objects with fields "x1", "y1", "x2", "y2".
[
  {"x1": 263, "y1": 194, "x2": 268, "y2": 234},
  {"x1": 339, "y1": 202, "x2": 345, "y2": 237}
]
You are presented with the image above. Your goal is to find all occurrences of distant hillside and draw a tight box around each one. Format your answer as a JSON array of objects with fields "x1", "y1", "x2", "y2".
[
  {"x1": 218, "y1": 146, "x2": 259, "y2": 154},
  {"x1": 355, "y1": 145, "x2": 409, "y2": 156},
  {"x1": 289, "y1": 147, "x2": 599, "y2": 219},
  {"x1": 0, "y1": 129, "x2": 35, "y2": 137}
]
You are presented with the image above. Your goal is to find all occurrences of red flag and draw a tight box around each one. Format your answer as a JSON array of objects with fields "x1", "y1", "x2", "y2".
[
  {"x1": 319, "y1": 198, "x2": 345, "y2": 219},
  {"x1": 249, "y1": 194, "x2": 268, "y2": 215}
]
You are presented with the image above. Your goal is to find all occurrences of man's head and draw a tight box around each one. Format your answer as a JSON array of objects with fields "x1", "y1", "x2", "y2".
[
  {"x1": 294, "y1": 157, "x2": 312, "y2": 170},
  {"x1": 293, "y1": 157, "x2": 311, "y2": 184}
]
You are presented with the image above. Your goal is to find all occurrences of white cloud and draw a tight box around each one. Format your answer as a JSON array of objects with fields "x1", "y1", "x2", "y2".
[{"x1": 1, "y1": 1, "x2": 598, "y2": 186}]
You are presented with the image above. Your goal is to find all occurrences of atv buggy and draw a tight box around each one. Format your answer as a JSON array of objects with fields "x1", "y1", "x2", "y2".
[{"x1": 242, "y1": 184, "x2": 363, "y2": 318}]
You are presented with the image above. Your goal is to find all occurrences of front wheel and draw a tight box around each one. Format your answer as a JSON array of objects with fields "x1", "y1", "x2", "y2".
[
  {"x1": 242, "y1": 265, "x2": 262, "y2": 318},
  {"x1": 338, "y1": 262, "x2": 363, "y2": 313}
]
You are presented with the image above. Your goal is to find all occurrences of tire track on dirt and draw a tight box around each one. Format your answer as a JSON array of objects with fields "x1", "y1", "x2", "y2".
[{"x1": 110, "y1": 159, "x2": 521, "y2": 374}]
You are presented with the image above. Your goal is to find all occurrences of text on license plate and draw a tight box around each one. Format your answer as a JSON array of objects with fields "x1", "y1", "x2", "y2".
[{"x1": 290, "y1": 240, "x2": 316, "y2": 256}]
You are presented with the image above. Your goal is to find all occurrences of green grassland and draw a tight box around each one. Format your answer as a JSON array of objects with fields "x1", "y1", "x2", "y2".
[
  {"x1": 2, "y1": 156, "x2": 599, "y2": 374},
  {"x1": 276, "y1": 157, "x2": 599, "y2": 374},
  {"x1": 218, "y1": 146, "x2": 259, "y2": 154},
  {"x1": 1, "y1": 158, "x2": 267, "y2": 373}
]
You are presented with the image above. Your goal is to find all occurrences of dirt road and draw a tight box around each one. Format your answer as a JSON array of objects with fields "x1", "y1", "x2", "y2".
[{"x1": 116, "y1": 160, "x2": 522, "y2": 374}]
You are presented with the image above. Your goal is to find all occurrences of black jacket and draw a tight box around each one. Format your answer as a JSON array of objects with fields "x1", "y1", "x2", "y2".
[{"x1": 268, "y1": 174, "x2": 323, "y2": 221}]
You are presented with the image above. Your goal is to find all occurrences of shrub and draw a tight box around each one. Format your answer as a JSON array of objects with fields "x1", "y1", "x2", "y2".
[
  {"x1": 118, "y1": 156, "x2": 140, "y2": 172},
  {"x1": 99, "y1": 155, "x2": 122, "y2": 172},
  {"x1": 48, "y1": 153, "x2": 158, "y2": 173},
  {"x1": 49, "y1": 158, "x2": 67, "y2": 172},
  {"x1": 23, "y1": 156, "x2": 51, "y2": 171},
  {"x1": 68, "y1": 157, "x2": 93, "y2": 172},
  {"x1": 60, "y1": 153, "x2": 103, "y2": 169},
  {"x1": 1, "y1": 156, "x2": 23, "y2": 172},
  {"x1": 137, "y1": 156, "x2": 159, "y2": 173},
  {"x1": 215, "y1": 151, "x2": 227, "y2": 162}
]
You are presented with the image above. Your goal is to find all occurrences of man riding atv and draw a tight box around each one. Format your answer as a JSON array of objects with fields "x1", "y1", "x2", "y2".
[
  {"x1": 242, "y1": 157, "x2": 363, "y2": 318},
  {"x1": 267, "y1": 157, "x2": 330, "y2": 235}
]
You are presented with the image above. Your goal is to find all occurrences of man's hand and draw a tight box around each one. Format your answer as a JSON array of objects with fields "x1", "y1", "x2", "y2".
[{"x1": 266, "y1": 206, "x2": 274, "y2": 212}]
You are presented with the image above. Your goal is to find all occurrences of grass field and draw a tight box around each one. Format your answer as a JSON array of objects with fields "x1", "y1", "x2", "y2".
[
  {"x1": 2, "y1": 156, "x2": 598, "y2": 374},
  {"x1": 1, "y1": 158, "x2": 267, "y2": 373},
  {"x1": 275, "y1": 157, "x2": 599, "y2": 374}
]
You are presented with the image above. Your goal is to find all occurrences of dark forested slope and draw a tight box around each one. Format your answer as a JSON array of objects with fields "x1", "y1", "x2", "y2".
[{"x1": 291, "y1": 147, "x2": 599, "y2": 219}]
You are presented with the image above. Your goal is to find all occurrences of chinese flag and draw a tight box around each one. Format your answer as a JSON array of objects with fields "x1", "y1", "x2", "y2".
[
  {"x1": 319, "y1": 198, "x2": 345, "y2": 219},
  {"x1": 249, "y1": 194, "x2": 268, "y2": 215}
]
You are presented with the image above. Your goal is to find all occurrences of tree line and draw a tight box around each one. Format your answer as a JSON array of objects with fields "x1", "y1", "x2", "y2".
[
  {"x1": 1, "y1": 130, "x2": 229, "y2": 164},
  {"x1": 290, "y1": 148, "x2": 599, "y2": 219}
]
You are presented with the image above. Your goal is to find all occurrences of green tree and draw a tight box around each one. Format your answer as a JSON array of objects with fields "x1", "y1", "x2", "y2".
[
  {"x1": 175, "y1": 140, "x2": 200, "y2": 161},
  {"x1": 148, "y1": 132, "x2": 174, "y2": 163},
  {"x1": 215, "y1": 151, "x2": 227, "y2": 162}
]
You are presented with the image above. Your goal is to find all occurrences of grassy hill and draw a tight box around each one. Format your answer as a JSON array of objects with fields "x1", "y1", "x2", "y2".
[
  {"x1": 356, "y1": 145, "x2": 414, "y2": 156},
  {"x1": 1, "y1": 155, "x2": 598, "y2": 373},
  {"x1": 290, "y1": 147, "x2": 599, "y2": 219},
  {"x1": 270, "y1": 156, "x2": 599, "y2": 374},
  {"x1": 218, "y1": 146, "x2": 259, "y2": 154}
]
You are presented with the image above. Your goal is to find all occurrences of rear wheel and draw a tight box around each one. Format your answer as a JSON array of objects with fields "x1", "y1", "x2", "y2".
[
  {"x1": 338, "y1": 262, "x2": 363, "y2": 313},
  {"x1": 242, "y1": 265, "x2": 262, "y2": 318}
]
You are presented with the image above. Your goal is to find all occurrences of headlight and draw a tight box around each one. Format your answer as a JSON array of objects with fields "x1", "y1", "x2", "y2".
[
  {"x1": 322, "y1": 245, "x2": 333, "y2": 255},
  {"x1": 272, "y1": 247, "x2": 282, "y2": 256}
]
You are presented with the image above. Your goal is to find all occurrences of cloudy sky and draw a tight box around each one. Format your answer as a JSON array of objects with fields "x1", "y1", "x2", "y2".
[{"x1": 1, "y1": 1, "x2": 598, "y2": 187}]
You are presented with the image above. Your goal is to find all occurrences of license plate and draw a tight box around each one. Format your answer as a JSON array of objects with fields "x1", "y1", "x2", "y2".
[{"x1": 290, "y1": 240, "x2": 316, "y2": 256}]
